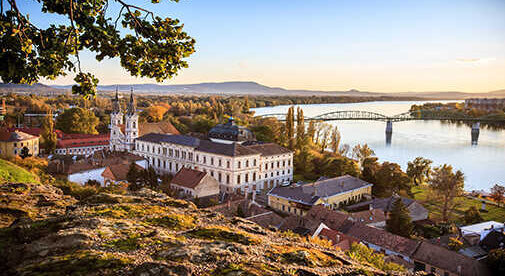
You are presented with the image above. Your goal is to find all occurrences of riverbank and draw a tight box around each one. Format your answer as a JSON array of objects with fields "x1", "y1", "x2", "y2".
[{"x1": 411, "y1": 185, "x2": 505, "y2": 223}]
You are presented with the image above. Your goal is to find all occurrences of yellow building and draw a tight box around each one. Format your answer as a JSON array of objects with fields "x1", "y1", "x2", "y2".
[
  {"x1": 267, "y1": 175, "x2": 372, "y2": 216},
  {"x1": 0, "y1": 130, "x2": 40, "y2": 159}
]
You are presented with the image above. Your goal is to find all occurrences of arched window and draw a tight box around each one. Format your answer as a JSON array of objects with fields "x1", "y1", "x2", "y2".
[{"x1": 133, "y1": 122, "x2": 136, "y2": 128}]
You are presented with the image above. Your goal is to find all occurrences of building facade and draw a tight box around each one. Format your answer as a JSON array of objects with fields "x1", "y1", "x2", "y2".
[
  {"x1": 110, "y1": 89, "x2": 139, "y2": 152},
  {"x1": 109, "y1": 93, "x2": 293, "y2": 194},
  {"x1": 267, "y1": 175, "x2": 373, "y2": 216},
  {"x1": 0, "y1": 129, "x2": 39, "y2": 158},
  {"x1": 54, "y1": 133, "x2": 110, "y2": 156}
]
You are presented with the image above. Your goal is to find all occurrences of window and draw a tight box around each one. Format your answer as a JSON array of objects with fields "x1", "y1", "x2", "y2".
[
  {"x1": 226, "y1": 175, "x2": 230, "y2": 184},
  {"x1": 431, "y1": 267, "x2": 436, "y2": 273},
  {"x1": 288, "y1": 160, "x2": 291, "y2": 166},
  {"x1": 227, "y1": 161, "x2": 230, "y2": 168},
  {"x1": 196, "y1": 155, "x2": 199, "y2": 162},
  {"x1": 218, "y1": 159, "x2": 222, "y2": 167},
  {"x1": 245, "y1": 174, "x2": 249, "y2": 182},
  {"x1": 277, "y1": 161, "x2": 280, "y2": 168},
  {"x1": 211, "y1": 157, "x2": 214, "y2": 165},
  {"x1": 253, "y1": 159, "x2": 257, "y2": 166},
  {"x1": 203, "y1": 156, "x2": 207, "y2": 164},
  {"x1": 14, "y1": 143, "x2": 17, "y2": 147},
  {"x1": 246, "y1": 160, "x2": 249, "y2": 167},
  {"x1": 253, "y1": 173, "x2": 256, "y2": 181},
  {"x1": 237, "y1": 175, "x2": 241, "y2": 184},
  {"x1": 218, "y1": 173, "x2": 222, "y2": 182},
  {"x1": 169, "y1": 149, "x2": 173, "y2": 156},
  {"x1": 238, "y1": 161, "x2": 241, "y2": 169}
]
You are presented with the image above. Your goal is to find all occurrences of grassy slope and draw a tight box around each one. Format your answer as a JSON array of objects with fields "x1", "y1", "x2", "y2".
[
  {"x1": 0, "y1": 159, "x2": 39, "y2": 184},
  {"x1": 411, "y1": 185, "x2": 505, "y2": 223}
]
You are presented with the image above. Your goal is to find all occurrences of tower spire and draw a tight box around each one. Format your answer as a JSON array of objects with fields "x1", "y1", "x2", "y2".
[
  {"x1": 112, "y1": 85, "x2": 121, "y2": 114},
  {"x1": 126, "y1": 87, "x2": 136, "y2": 115}
]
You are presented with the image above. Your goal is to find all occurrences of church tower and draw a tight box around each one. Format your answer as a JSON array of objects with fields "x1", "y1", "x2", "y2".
[
  {"x1": 124, "y1": 88, "x2": 139, "y2": 152},
  {"x1": 110, "y1": 87, "x2": 124, "y2": 151}
]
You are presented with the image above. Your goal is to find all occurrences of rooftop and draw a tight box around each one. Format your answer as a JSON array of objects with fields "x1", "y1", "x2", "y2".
[
  {"x1": 268, "y1": 175, "x2": 373, "y2": 206},
  {"x1": 460, "y1": 221, "x2": 504, "y2": 236},
  {"x1": 101, "y1": 163, "x2": 144, "y2": 181},
  {"x1": 208, "y1": 117, "x2": 255, "y2": 143},
  {"x1": 170, "y1": 168, "x2": 208, "y2": 189},
  {"x1": 0, "y1": 129, "x2": 38, "y2": 142}
]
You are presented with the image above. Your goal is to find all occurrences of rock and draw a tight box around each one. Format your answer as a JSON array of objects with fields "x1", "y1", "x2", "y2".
[{"x1": 132, "y1": 262, "x2": 191, "y2": 276}]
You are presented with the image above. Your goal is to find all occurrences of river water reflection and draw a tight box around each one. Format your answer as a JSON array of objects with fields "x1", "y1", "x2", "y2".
[{"x1": 252, "y1": 101, "x2": 505, "y2": 191}]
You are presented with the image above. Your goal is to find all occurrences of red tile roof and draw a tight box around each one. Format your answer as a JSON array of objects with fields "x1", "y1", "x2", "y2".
[
  {"x1": 101, "y1": 163, "x2": 144, "y2": 181},
  {"x1": 57, "y1": 134, "x2": 110, "y2": 149},
  {"x1": 171, "y1": 168, "x2": 207, "y2": 189},
  {"x1": 318, "y1": 228, "x2": 359, "y2": 251}
]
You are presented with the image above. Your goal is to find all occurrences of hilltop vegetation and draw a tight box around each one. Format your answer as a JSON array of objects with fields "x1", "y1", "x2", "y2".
[
  {"x1": 0, "y1": 159, "x2": 39, "y2": 184},
  {"x1": 0, "y1": 183, "x2": 393, "y2": 276}
]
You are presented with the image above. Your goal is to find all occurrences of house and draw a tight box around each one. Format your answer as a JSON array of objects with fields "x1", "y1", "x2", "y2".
[
  {"x1": 346, "y1": 196, "x2": 428, "y2": 222},
  {"x1": 170, "y1": 168, "x2": 220, "y2": 198},
  {"x1": 460, "y1": 221, "x2": 504, "y2": 240},
  {"x1": 412, "y1": 240, "x2": 491, "y2": 276},
  {"x1": 49, "y1": 151, "x2": 147, "y2": 185},
  {"x1": 342, "y1": 222, "x2": 420, "y2": 263},
  {"x1": 101, "y1": 163, "x2": 144, "y2": 185},
  {"x1": 55, "y1": 133, "x2": 110, "y2": 156},
  {"x1": 267, "y1": 175, "x2": 373, "y2": 216},
  {"x1": 312, "y1": 222, "x2": 359, "y2": 251},
  {"x1": 0, "y1": 129, "x2": 39, "y2": 158},
  {"x1": 348, "y1": 208, "x2": 387, "y2": 227}
]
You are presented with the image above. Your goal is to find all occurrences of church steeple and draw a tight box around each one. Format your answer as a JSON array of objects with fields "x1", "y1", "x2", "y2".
[
  {"x1": 112, "y1": 86, "x2": 121, "y2": 114},
  {"x1": 126, "y1": 87, "x2": 136, "y2": 116}
]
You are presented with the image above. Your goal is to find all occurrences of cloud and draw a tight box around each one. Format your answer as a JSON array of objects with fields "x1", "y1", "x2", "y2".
[{"x1": 456, "y1": 57, "x2": 496, "y2": 64}]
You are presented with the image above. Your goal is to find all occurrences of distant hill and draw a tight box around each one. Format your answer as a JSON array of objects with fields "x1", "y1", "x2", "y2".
[
  {"x1": 2, "y1": 81, "x2": 505, "y2": 99},
  {"x1": 0, "y1": 83, "x2": 66, "y2": 95}
]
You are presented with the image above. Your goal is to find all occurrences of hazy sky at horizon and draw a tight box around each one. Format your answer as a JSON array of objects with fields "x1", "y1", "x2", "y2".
[{"x1": 19, "y1": 0, "x2": 505, "y2": 92}]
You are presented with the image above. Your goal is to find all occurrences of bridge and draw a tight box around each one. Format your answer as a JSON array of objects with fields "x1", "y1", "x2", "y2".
[
  {"x1": 256, "y1": 110, "x2": 505, "y2": 145},
  {"x1": 256, "y1": 110, "x2": 505, "y2": 123}
]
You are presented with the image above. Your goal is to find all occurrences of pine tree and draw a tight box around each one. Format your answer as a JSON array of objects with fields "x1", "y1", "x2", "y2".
[
  {"x1": 285, "y1": 106, "x2": 295, "y2": 150},
  {"x1": 386, "y1": 198, "x2": 413, "y2": 238},
  {"x1": 40, "y1": 110, "x2": 58, "y2": 154},
  {"x1": 127, "y1": 163, "x2": 141, "y2": 191},
  {"x1": 295, "y1": 107, "x2": 305, "y2": 150}
]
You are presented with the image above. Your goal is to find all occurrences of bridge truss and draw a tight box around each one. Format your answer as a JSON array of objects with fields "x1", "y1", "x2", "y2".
[{"x1": 256, "y1": 110, "x2": 505, "y2": 123}]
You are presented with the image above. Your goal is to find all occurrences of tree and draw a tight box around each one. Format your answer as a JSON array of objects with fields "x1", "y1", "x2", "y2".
[
  {"x1": 352, "y1": 144, "x2": 375, "y2": 168},
  {"x1": 285, "y1": 106, "x2": 295, "y2": 149},
  {"x1": 0, "y1": 0, "x2": 195, "y2": 99},
  {"x1": 295, "y1": 107, "x2": 306, "y2": 150},
  {"x1": 126, "y1": 162, "x2": 141, "y2": 191},
  {"x1": 487, "y1": 248, "x2": 505, "y2": 275},
  {"x1": 307, "y1": 120, "x2": 316, "y2": 144},
  {"x1": 373, "y1": 162, "x2": 410, "y2": 197},
  {"x1": 490, "y1": 184, "x2": 505, "y2": 207},
  {"x1": 386, "y1": 198, "x2": 413, "y2": 238},
  {"x1": 330, "y1": 126, "x2": 341, "y2": 153},
  {"x1": 40, "y1": 111, "x2": 57, "y2": 153},
  {"x1": 406, "y1": 157, "x2": 432, "y2": 186},
  {"x1": 361, "y1": 157, "x2": 380, "y2": 184},
  {"x1": 463, "y1": 206, "x2": 483, "y2": 224},
  {"x1": 429, "y1": 164, "x2": 465, "y2": 222},
  {"x1": 56, "y1": 107, "x2": 100, "y2": 134},
  {"x1": 141, "y1": 166, "x2": 158, "y2": 190},
  {"x1": 19, "y1": 146, "x2": 31, "y2": 159}
]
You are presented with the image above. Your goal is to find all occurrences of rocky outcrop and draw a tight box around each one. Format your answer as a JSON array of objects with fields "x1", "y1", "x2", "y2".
[
  {"x1": 0, "y1": 187, "x2": 388, "y2": 276},
  {"x1": 0, "y1": 183, "x2": 77, "y2": 227}
]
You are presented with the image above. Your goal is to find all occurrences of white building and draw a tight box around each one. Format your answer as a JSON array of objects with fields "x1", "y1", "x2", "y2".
[
  {"x1": 110, "y1": 88, "x2": 138, "y2": 152},
  {"x1": 109, "y1": 92, "x2": 294, "y2": 194}
]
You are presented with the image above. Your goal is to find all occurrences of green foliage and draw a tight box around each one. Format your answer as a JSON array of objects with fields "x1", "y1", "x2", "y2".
[
  {"x1": 407, "y1": 157, "x2": 432, "y2": 186},
  {"x1": 55, "y1": 107, "x2": 100, "y2": 134},
  {"x1": 53, "y1": 179, "x2": 99, "y2": 200},
  {"x1": 352, "y1": 143, "x2": 375, "y2": 167},
  {"x1": 448, "y1": 237, "x2": 464, "y2": 251},
  {"x1": 40, "y1": 113, "x2": 58, "y2": 153},
  {"x1": 146, "y1": 213, "x2": 196, "y2": 230},
  {"x1": 463, "y1": 206, "x2": 483, "y2": 224},
  {"x1": 490, "y1": 184, "x2": 505, "y2": 206},
  {"x1": 0, "y1": 159, "x2": 39, "y2": 184},
  {"x1": 347, "y1": 243, "x2": 406, "y2": 273},
  {"x1": 141, "y1": 166, "x2": 158, "y2": 190},
  {"x1": 429, "y1": 164, "x2": 465, "y2": 222},
  {"x1": 0, "y1": 0, "x2": 195, "y2": 98},
  {"x1": 126, "y1": 162, "x2": 142, "y2": 191},
  {"x1": 386, "y1": 198, "x2": 413, "y2": 238},
  {"x1": 373, "y1": 162, "x2": 410, "y2": 197},
  {"x1": 19, "y1": 146, "x2": 31, "y2": 159},
  {"x1": 487, "y1": 248, "x2": 505, "y2": 274}
]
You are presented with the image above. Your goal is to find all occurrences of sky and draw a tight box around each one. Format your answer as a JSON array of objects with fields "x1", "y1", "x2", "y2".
[{"x1": 18, "y1": 0, "x2": 505, "y2": 92}]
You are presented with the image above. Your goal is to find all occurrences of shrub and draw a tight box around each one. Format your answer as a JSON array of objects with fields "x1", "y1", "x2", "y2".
[
  {"x1": 53, "y1": 180, "x2": 99, "y2": 200},
  {"x1": 448, "y1": 237, "x2": 464, "y2": 251},
  {"x1": 146, "y1": 213, "x2": 196, "y2": 230},
  {"x1": 347, "y1": 243, "x2": 406, "y2": 273},
  {"x1": 186, "y1": 226, "x2": 259, "y2": 245}
]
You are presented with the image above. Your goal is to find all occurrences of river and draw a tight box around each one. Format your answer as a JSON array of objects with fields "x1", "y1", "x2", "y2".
[{"x1": 252, "y1": 101, "x2": 505, "y2": 192}]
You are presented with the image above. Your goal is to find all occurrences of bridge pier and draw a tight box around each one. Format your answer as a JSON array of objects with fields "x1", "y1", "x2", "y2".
[
  {"x1": 471, "y1": 122, "x2": 480, "y2": 145},
  {"x1": 385, "y1": 120, "x2": 393, "y2": 146}
]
